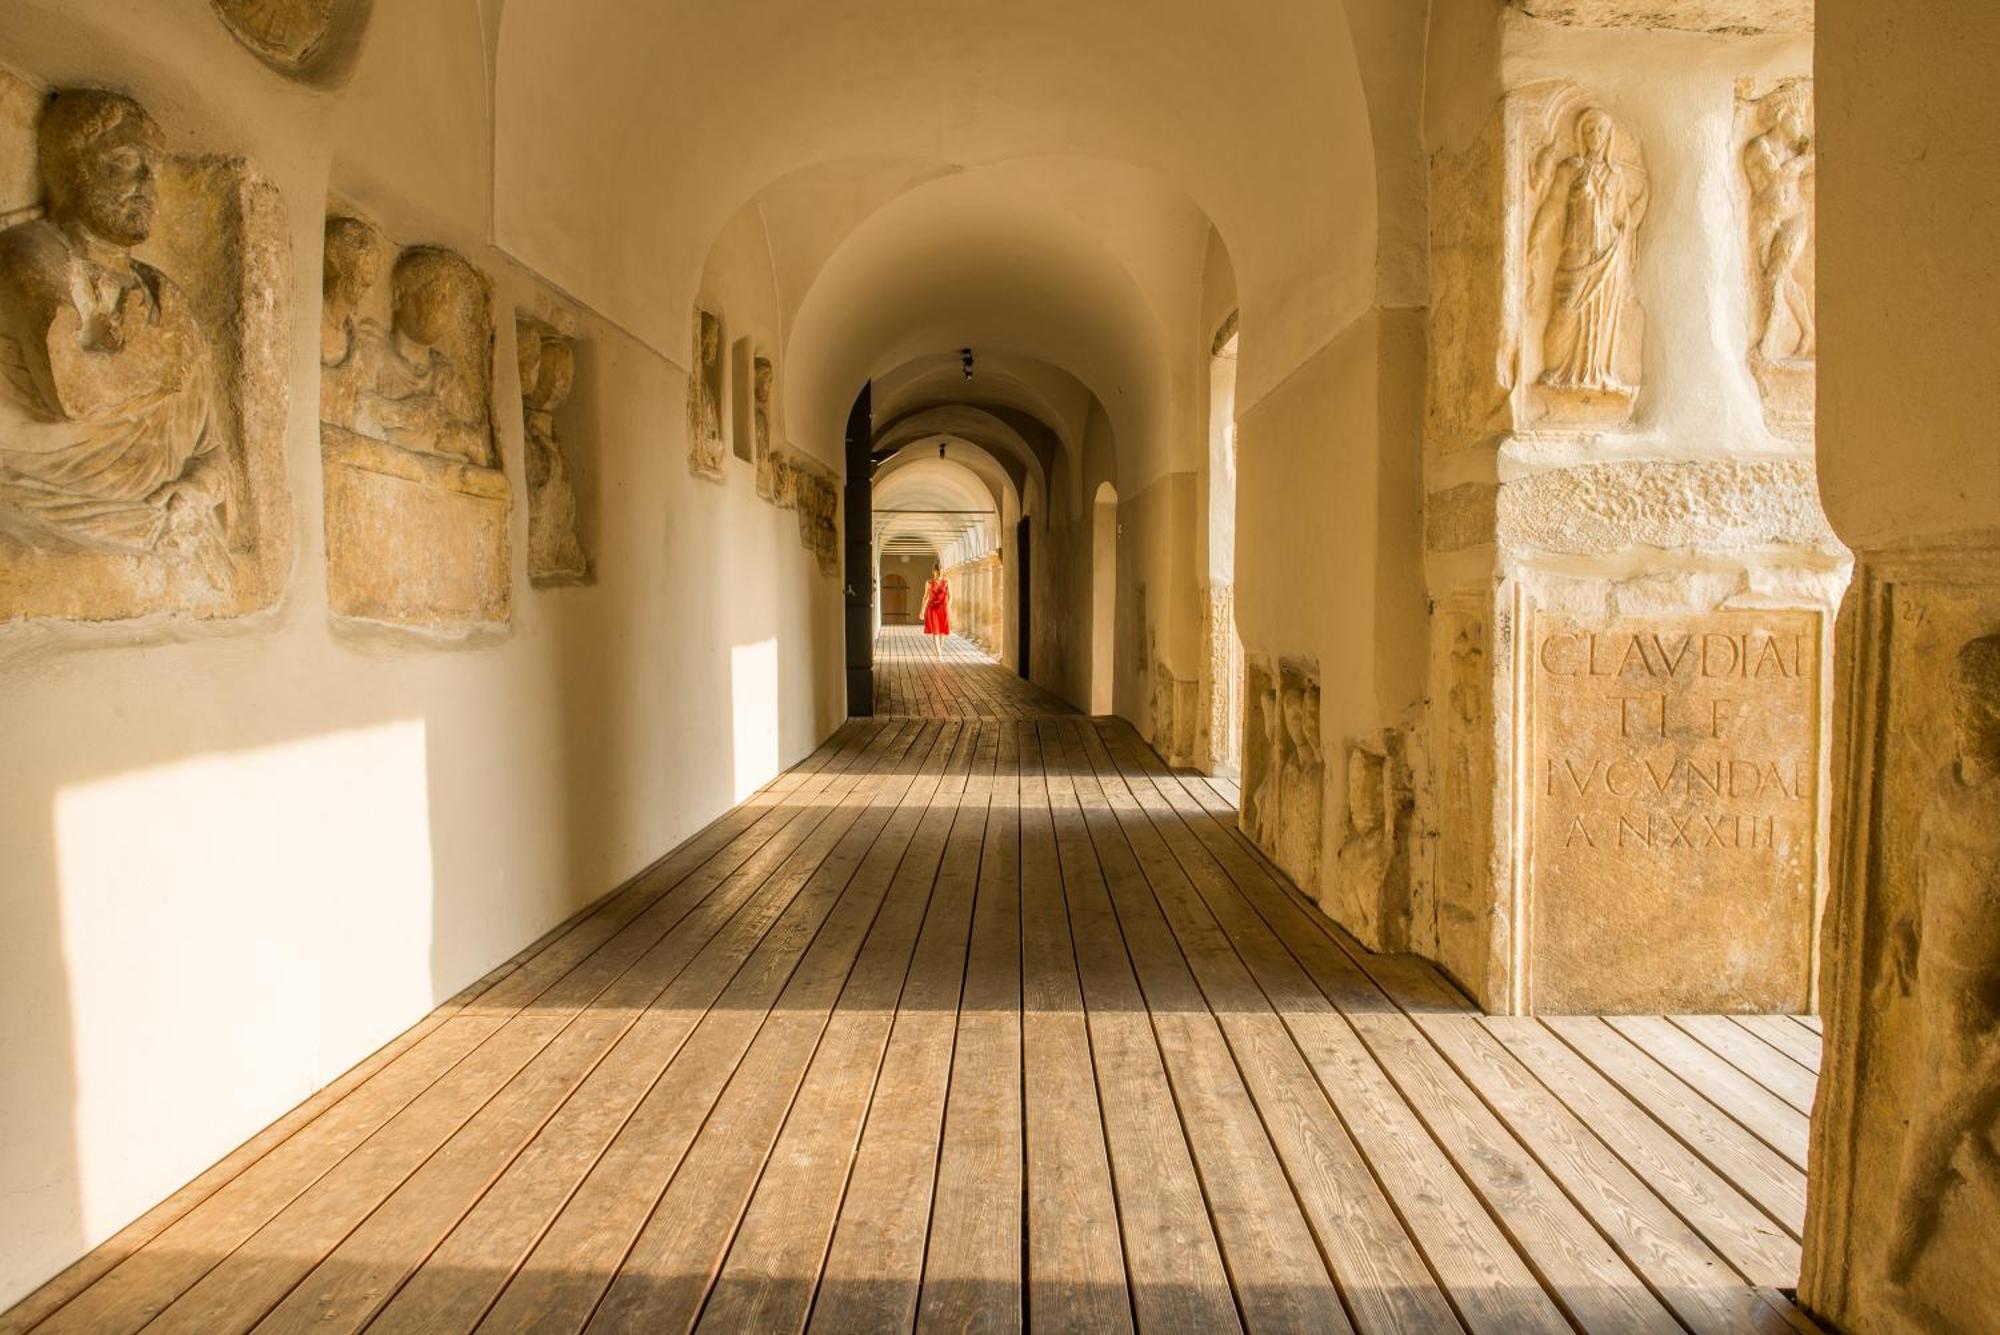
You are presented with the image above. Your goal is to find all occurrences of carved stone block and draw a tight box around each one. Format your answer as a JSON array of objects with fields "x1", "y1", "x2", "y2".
[
  {"x1": 1516, "y1": 84, "x2": 1649, "y2": 431},
  {"x1": 1738, "y1": 79, "x2": 1815, "y2": 441},
  {"x1": 789, "y1": 458, "x2": 839, "y2": 576},
  {"x1": 516, "y1": 315, "x2": 587, "y2": 585},
  {"x1": 320, "y1": 212, "x2": 507, "y2": 631},
  {"x1": 1804, "y1": 549, "x2": 2000, "y2": 1333},
  {"x1": 687, "y1": 307, "x2": 725, "y2": 482},
  {"x1": 752, "y1": 355, "x2": 776, "y2": 500},
  {"x1": 210, "y1": 0, "x2": 371, "y2": 86},
  {"x1": 0, "y1": 77, "x2": 290, "y2": 625},
  {"x1": 1243, "y1": 655, "x2": 1324, "y2": 893},
  {"x1": 1517, "y1": 1, "x2": 1812, "y2": 34},
  {"x1": 1526, "y1": 608, "x2": 1823, "y2": 1011},
  {"x1": 1429, "y1": 606, "x2": 1498, "y2": 1000},
  {"x1": 1331, "y1": 728, "x2": 1415, "y2": 951}
]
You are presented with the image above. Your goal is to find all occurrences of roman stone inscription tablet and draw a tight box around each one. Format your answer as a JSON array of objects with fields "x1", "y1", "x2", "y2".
[{"x1": 1528, "y1": 608, "x2": 1821, "y2": 1012}]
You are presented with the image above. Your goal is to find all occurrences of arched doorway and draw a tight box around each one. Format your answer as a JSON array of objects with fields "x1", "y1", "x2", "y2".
[{"x1": 1091, "y1": 481, "x2": 1118, "y2": 715}]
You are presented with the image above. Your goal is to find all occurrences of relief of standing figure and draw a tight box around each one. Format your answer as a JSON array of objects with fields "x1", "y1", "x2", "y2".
[
  {"x1": 1879, "y1": 633, "x2": 2000, "y2": 1309},
  {"x1": 1528, "y1": 105, "x2": 1649, "y2": 401}
]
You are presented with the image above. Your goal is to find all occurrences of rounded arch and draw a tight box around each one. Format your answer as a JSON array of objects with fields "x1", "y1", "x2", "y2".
[
  {"x1": 1091, "y1": 480, "x2": 1120, "y2": 715},
  {"x1": 491, "y1": 0, "x2": 1378, "y2": 405}
]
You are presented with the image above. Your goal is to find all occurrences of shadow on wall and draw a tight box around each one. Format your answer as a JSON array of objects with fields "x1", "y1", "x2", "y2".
[{"x1": 4, "y1": 722, "x2": 437, "y2": 1307}]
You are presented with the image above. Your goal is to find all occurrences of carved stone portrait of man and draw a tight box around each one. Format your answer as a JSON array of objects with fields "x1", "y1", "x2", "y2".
[
  {"x1": 357, "y1": 248, "x2": 489, "y2": 466},
  {"x1": 0, "y1": 89, "x2": 232, "y2": 589},
  {"x1": 1878, "y1": 632, "x2": 2000, "y2": 1309}
]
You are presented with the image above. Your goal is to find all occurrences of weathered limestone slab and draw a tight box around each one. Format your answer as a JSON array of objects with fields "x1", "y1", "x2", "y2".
[
  {"x1": 1804, "y1": 544, "x2": 2000, "y2": 1331},
  {"x1": 321, "y1": 432, "x2": 510, "y2": 626},
  {"x1": 516, "y1": 314, "x2": 587, "y2": 584},
  {"x1": 1497, "y1": 459, "x2": 1837, "y2": 555},
  {"x1": 789, "y1": 456, "x2": 839, "y2": 576},
  {"x1": 1426, "y1": 603, "x2": 1500, "y2": 999},
  {"x1": 1331, "y1": 728, "x2": 1415, "y2": 951},
  {"x1": 1526, "y1": 608, "x2": 1822, "y2": 1011},
  {"x1": 320, "y1": 212, "x2": 508, "y2": 632},
  {"x1": 686, "y1": 307, "x2": 725, "y2": 482},
  {"x1": 1738, "y1": 79, "x2": 1815, "y2": 441},
  {"x1": 210, "y1": 0, "x2": 372, "y2": 85},
  {"x1": 1516, "y1": 1, "x2": 1812, "y2": 34},
  {"x1": 0, "y1": 76, "x2": 290, "y2": 625},
  {"x1": 752, "y1": 354, "x2": 776, "y2": 499},
  {"x1": 1244, "y1": 655, "x2": 1324, "y2": 895}
]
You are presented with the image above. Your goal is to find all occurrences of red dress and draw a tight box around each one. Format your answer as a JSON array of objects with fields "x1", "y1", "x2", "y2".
[{"x1": 922, "y1": 578, "x2": 951, "y2": 635}]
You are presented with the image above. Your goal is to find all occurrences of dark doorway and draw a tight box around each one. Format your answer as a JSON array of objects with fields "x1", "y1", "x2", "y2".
[
  {"x1": 1016, "y1": 515, "x2": 1032, "y2": 679},
  {"x1": 842, "y1": 383, "x2": 873, "y2": 716}
]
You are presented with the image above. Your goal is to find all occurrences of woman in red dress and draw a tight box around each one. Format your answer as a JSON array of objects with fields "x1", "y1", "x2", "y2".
[{"x1": 921, "y1": 563, "x2": 951, "y2": 659}]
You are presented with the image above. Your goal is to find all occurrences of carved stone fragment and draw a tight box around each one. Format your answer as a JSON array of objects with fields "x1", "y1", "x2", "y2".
[
  {"x1": 1878, "y1": 631, "x2": 2000, "y2": 1311},
  {"x1": 319, "y1": 212, "x2": 508, "y2": 631},
  {"x1": 211, "y1": 0, "x2": 371, "y2": 86},
  {"x1": 1517, "y1": 1, "x2": 1812, "y2": 35},
  {"x1": 752, "y1": 355, "x2": 776, "y2": 500},
  {"x1": 1739, "y1": 79, "x2": 1815, "y2": 440},
  {"x1": 789, "y1": 460, "x2": 839, "y2": 576},
  {"x1": 1520, "y1": 89, "x2": 1648, "y2": 430},
  {"x1": 687, "y1": 307, "x2": 725, "y2": 482},
  {"x1": 1332, "y1": 729, "x2": 1415, "y2": 951},
  {"x1": 0, "y1": 80, "x2": 290, "y2": 623},
  {"x1": 517, "y1": 317, "x2": 586, "y2": 584},
  {"x1": 1431, "y1": 611, "x2": 1495, "y2": 998},
  {"x1": 1807, "y1": 561, "x2": 2000, "y2": 1333},
  {"x1": 1242, "y1": 655, "x2": 1325, "y2": 893},
  {"x1": 1527, "y1": 607, "x2": 1822, "y2": 1011}
]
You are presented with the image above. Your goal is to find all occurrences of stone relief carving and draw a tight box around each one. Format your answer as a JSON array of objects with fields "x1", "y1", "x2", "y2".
[
  {"x1": 1876, "y1": 631, "x2": 2000, "y2": 1308},
  {"x1": 1242, "y1": 655, "x2": 1325, "y2": 892},
  {"x1": 516, "y1": 317, "x2": 587, "y2": 584},
  {"x1": 211, "y1": 0, "x2": 371, "y2": 86},
  {"x1": 687, "y1": 307, "x2": 725, "y2": 482},
  {"x1": 1333, "y1": 729, "x2": 1415, "y2": 951},
  {"x1": 1739, "y1": 79, "x2": 1815, "y2": 440},
  {"x1": 0, "y1": 80, "x2": 289, "y2": 623},
  {"x1": 752, "y1": 355, "x2": 776, "y2": 499},
  {"x1": 1276, "y1": 657, "x2": 1326, "y2": 892},
  {"x1": 792, "y1": 463, "x2": 838, "y2": 577},
  {"x1": 319, "y1": 211, "x2": 508, "y2": 631},
  {"x1": 1520, "y1": 89, "x2": 1649, "y2": 430}
]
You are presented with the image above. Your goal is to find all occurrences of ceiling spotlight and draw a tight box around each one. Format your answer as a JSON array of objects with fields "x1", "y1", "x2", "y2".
[{"x1": 960, "y1": 347, "x2": 974, "y2": 381}]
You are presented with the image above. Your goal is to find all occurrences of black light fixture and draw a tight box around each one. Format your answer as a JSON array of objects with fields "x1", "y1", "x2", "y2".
[
  {"x1": 938, "y1": 440, "x2": 947, "y2": 459},
  {"x1": 960, "y1": 347, "x2": 974, "y2": 381}
]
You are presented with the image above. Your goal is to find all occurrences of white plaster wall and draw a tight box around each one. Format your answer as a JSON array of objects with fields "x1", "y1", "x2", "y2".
[{"x1": 0, "y1": 0, "x2": 844, "y2": 1307}]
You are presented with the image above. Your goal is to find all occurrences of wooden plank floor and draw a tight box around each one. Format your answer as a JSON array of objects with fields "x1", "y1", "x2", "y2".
[{"x1": 1, "y1": 635, "x2": 1824, "y2": 1334}]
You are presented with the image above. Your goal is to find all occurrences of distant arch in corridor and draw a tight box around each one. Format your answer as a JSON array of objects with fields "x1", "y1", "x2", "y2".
[{"x1": 1091, "y1": 481, "x2": 1119, "y2": 714}]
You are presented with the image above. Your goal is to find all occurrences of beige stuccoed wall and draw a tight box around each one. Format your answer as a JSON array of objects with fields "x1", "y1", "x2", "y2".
[
  {"x1": 0, "y1": 0, "x2": 843, "y2": 1307},
  {"x1": 1801, "y1": 1, "x2": 2000, "y2": 1328},
  {"x1": 1234, "y1": 308, "x2": 1428, "y2": 902}
]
